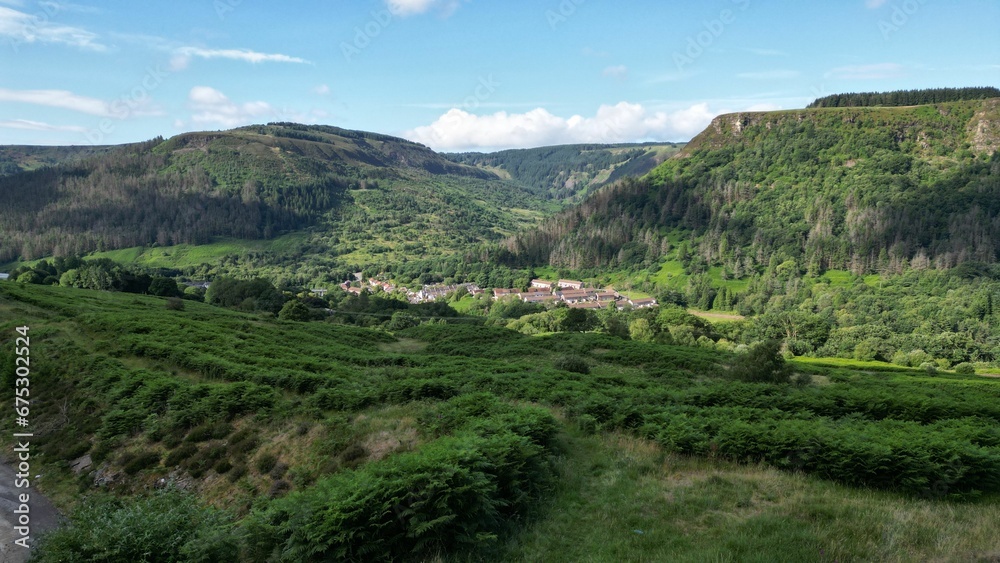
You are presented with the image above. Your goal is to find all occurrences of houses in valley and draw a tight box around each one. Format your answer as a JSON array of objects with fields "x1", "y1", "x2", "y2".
[{"x1": 335, "y1": 274, "x2": 658, "y2": 310}]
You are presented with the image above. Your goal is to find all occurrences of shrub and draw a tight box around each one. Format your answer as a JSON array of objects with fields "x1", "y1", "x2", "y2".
[
  {"x1": 255, "y1": 453, "x2": 278, "y2": 474},
  {"x1": 554, "y1": 355, "x2": 590, "y2": 374},
  {"x1": 730, "y1": 340, "x2": 792, "y2": 384},
  {"x1": 278, "y1": 300, "x2": 312, "y2": 321},
  {"x1": 919, "y1": 362, "x2": 938, "y2": 375},
  {"x1": 33, "y1": 489, "x2": 238, "y2": 562},
  {"x1": 954, "y1": 362, "x2": 976, "y2": 375},
  {"x1": 165, "y1": 297, "x2": 185, "y2": 311},
  {"x1": 577, "y1": 414, "x2": 599, "y2": 435},
  {"x1": 122, "y1": 450, "x2": 161, "y2": 475}
]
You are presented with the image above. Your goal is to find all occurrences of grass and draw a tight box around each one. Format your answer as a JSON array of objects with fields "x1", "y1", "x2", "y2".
[
  {"x1": 494, "y1": 430, "x2": 1000, "y2": 562},
  {"x1": 88, "y1": 233, "x2": 309, "y2": 269}
]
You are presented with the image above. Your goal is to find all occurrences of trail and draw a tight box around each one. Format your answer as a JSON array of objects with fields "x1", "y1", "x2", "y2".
[{"x1": 0, "y1": 460, "x2": 60, "y2": 563}]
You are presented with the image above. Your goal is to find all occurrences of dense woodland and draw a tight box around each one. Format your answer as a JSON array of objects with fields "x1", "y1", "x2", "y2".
[{"x1": 807, "y1": 87, "x2": 1000, "y2": 108}]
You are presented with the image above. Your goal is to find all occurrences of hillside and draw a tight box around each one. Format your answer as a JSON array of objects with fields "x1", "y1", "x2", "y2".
[
  {"x1": 445, "y1": 142, "x2": 684, "y2": 203},
  {"x1": 4, "y1": 282, "x2": 1000, "y2": 562},
  {"x1": 0, "y1": 144, "x2": 117, "y2": 176},
  {"x1": 504, "y1": 98, "x2": 1000, "y2": 272},
  {"x1": 0, "y1": 123, "x2": 551, "y2": 265}
]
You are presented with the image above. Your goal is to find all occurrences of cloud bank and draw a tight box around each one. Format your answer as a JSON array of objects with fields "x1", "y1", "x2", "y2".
[{"x1": 405, "y1": 102, "x2": 725, "y2": 151}]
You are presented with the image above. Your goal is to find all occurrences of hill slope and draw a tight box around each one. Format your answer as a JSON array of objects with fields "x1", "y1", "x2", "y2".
[
  {"x1": 504, "y1": 99, "x2": 1000, "y2": 273},
  {"x1": 0, "y1": 123, "x2": 550, "y2": 264},
  {"x1": 446, "y1": 142, "x2": 684, "y2": 203}
]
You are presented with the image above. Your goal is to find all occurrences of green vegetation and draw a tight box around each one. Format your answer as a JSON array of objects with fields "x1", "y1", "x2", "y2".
[
  {"x1": 0, "y1": 124, "x2": 552, "y2": 267},
  {"x1": 446, "y1": 142, "x2": 683, "y2": 202},
  {"x1": 808, "y1": 86, "x2": 1000, "y2": 108},
  {"x1": 3, "y1": 282, "x2": 1000, "y2": 561}
]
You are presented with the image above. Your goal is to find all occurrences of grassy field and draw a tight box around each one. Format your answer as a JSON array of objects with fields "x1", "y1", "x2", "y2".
[
  {"x1": 86, "y1": 234, "x2": 310, "y2": 269},
  {"x1": 3, "y1": 282, "x2": 1000, "y2": 561},
  {"x1": 496, "y1": 431, "x2": 1000, "y2": 562}
]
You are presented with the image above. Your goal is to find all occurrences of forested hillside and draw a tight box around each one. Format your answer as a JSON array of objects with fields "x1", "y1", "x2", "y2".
[
  {"x1": 0, "y1": 144, "x2": 117, "y2": 176},
  {"x1": 504, "y1": 99, "x2": 1000, "y2": 273},
  {"x1": 807, "y1": 86, "x2": 1000, "y2": 108},
  {"x1": 445, "y1": 143, "x2": 683, "y2": 202},
  {"x1": 0, "y1": 123, "x2": 551, "y2": 263}
]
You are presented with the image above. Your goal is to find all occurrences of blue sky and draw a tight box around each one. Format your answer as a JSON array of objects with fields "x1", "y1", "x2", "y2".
[{"x1": 1, "y1": 0, "x2": 998, "y2": 150}]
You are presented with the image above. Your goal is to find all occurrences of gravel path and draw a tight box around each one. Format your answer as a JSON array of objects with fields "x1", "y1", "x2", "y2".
[{"x1": 0, "y1": 460, "x2": 61, "y2": 563}]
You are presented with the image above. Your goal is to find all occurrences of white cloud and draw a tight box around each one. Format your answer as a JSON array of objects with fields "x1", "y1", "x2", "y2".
[
  {"x1": 0, "y1": 87, "x2": 110, "y2": 115},
  {"x1": 602, "y1": 65, "x2": 629, "y2": 80},
  {"x1": 187, "y1": 86, "x2": 275, "y2": 128},
  {"x1": 385, "y1": 0, "x2": 464, "y2": 16},
  {"x1": 0, "y1": 5, "x2": 105, "y2": 51},
  {"x1": 737, "y1": 70, "x2": 800, "y2": 80},
  {"x1": 173, "y1": 46, "x2": 309, "y2": 65},
  {"x1": 313, "y1": 84, "x2": 331, "y2": 95},
  {"x1": 0, "y1": 118, "x2": 86, "y2": 133},
  {"x1": 866, "y1": 0, "x2": 889, "y2": 8},
  {"x1": 405, "y1": 102, "x2": 723, "y2": 151},
  {"x1": 825, "y1": 63, "x2": 904, "y2": 80}
]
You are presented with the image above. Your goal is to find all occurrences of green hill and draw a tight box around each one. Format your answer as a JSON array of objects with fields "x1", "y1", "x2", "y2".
[
  {"x1": 0, "y1": 123, "x2": 550, "y2": 266},
  {"x1": 504, "y1": 98, "x2": 1000, "y2": 272}
]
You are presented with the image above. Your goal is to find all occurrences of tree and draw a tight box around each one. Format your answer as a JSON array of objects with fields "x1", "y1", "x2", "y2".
[
  {"x1": 278, "y1": 300, "x2": 312, "y2": 321},
  {"x1": 149, "y1": 276, "x2": 182, "y2": 297},
  {"x1": 629, "y1": 318, "x2": 655, "y2": 342},
  {"x1": 730, "y1": 340, "x2": 792, "y2": 384}
]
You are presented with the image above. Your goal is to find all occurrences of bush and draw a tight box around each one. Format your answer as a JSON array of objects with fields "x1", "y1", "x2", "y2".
[
  {"x1": 554, "y1": 355, "x2": 590, "y2": 374},
  {"x1": 954, "y1": 362, "x2": 976, "y2": 375},
  {"x1": 730, "y1": 340, "x2": 791, "y2": 384},
  {"x1": 122, "y1": 450, "x2": 161, "y2": 475},
  {"x1": 33, "y1": 489, "x2": 238, "y2": 562},
  {"x1": 255, "y1": 453, "x2": 278, "y2": 474},
  {"x1": 919, "y1": 362, "x2": 938, "y2": 375},
  {"x1": 278, "y1": 300, "x2": 312, "y2": 321},
  {"x1": 165, "y1": 297, "x2": 185, "y2": 311}
]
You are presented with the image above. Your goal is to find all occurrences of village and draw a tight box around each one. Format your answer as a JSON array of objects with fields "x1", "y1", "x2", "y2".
[{"x1": 335, "y1": 276, "x2": 658, "y2": 310}]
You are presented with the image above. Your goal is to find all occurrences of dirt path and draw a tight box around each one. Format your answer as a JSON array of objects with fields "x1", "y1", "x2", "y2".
[{"x1": 0, "y1": 460, "x2": 61, "y2": 563}]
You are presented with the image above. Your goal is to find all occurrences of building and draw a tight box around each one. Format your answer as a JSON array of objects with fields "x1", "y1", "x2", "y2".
[
  {"x1": 0, "y1": 273, "x2": 9, "y2": 281},
  {"x1": 595, "y1": 291, "x2": 618, "y2": 303},
  {"x1": 493, "y1": 288, "x2": 517, "y2": 300},
  {"x1": 557, "y1": 289, "x2": 595, "y2": 304},
  {"x1": 568, "y1": 301, "x2": 605, "y2": 309},
  {"x1": 531, "y1": 279, "x2": 554, "y2": 290},
  {"x1": 628, "y1": 297, "x2": 658, "y2": 309},
  {"x1": 557, "y1": 279, "x2": 584, "y2": 290},
  {"x1": 310, "y1": 288, "x2": 328, "y2": 298},
  {"x1": 522, "y1": 293, "x2": 556, "y2": 304}
]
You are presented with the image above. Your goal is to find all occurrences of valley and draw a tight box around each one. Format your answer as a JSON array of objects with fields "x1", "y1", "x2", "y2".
[{"x1": 3, "y1": 88, "x2": 1000, "y2": 561}]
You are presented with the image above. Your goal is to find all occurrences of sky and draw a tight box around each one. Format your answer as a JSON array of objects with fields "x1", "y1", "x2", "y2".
[{"x1": 1, "y1": 0, "x2": 998, "y2": 151}]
